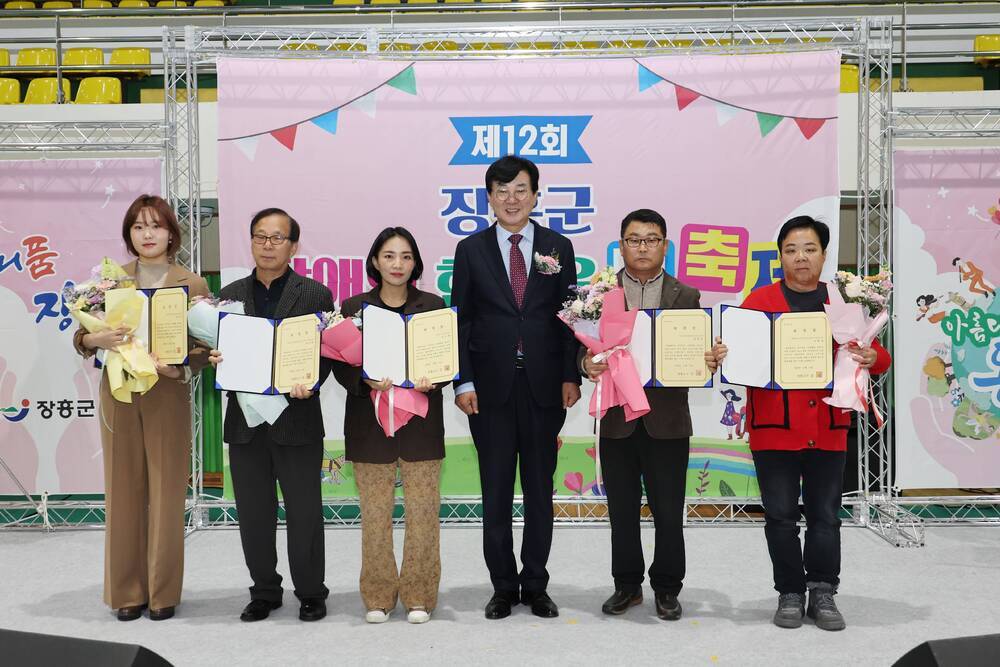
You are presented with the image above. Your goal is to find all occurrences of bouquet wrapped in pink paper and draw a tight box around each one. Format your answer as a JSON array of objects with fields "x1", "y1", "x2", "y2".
[
  {"x1": 823, "y1": 270, "x2": 892, "y2": 426},
  {"x1": 371, "y1": 385, "x2": 429, "y2": 438},
  {"x1": 318, "y1": 310, "x2": 363, "y2": 366},
  {"x1": 558, "y1": 267, "x2": 650, "y2": 421}
]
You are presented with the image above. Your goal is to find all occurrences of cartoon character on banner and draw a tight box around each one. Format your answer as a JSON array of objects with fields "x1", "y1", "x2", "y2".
[
  {"x1": 952, "y1": 256, "x2": 997, "y2": 301},
  {"x1": 719, "y1": 389, "x2": 746, "y2": 440},
  {"x1": 915, "y1": 294, "x2": 947, "y2": 324},
  {"x1": 321, "y1": 452, "x2": 347, "y2": 485}
]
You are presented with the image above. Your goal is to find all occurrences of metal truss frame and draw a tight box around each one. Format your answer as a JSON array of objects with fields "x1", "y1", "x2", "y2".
[
  {"x1": 887, "y1": 105, "x2": 1000, "y2": 528},
  {"x1": 161, "y1": 17, "x2": 904, "y2": 538},
  {"x1": 0, "y1": 120, "x2": 187, "y2": 531}
]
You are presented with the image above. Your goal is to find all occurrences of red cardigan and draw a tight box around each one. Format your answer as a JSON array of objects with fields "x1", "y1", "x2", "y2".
[{"x1": 740, "y1": 281, "x2": 891, "y2": 452}]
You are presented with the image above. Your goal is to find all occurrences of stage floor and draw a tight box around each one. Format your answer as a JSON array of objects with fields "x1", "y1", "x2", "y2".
[{"x1": 0, "y1": 525, "x2": 997, "y2": 665}]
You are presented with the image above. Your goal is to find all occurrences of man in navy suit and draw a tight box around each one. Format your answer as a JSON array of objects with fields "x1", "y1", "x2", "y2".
[{"x1": 451, "y1": 156, "x2": 582, "y2": 620}]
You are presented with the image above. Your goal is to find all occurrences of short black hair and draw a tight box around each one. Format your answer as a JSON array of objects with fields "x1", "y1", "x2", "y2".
[
  {"x1": 952, "y1": 257, "x2": 961, "y2": 266},
  {"x1": 776, "y1": 215, "x2": 829, "y2": 251},
  {"x1": 485, "y1": 155, "x2": 539, "y2": 193},
  {"x1": 620, "y1": 209, "x2": 667, "y2": 238},
  {"x1": 250, "y1": 207, "x2": 300, "y2": 243},
  {"x1": 916, "y1": 294, "x2": 937, "y2": 307},
  {"x1": 365, "y1": 226, "x2": 424, "y2": 285}
]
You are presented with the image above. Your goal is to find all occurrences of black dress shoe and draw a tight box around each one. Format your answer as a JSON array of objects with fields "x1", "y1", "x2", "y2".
[
  {"x1": 485, "y1": 592, "x2": 516, "y2": 620},
  {"x1": 601, "y1": 589, "x2": 642, "y2": 615},
  {"x1": 149, "y1": 606, "x2": 175, "y2": 621},
  {"x1": 116, "y1": 604, "x2": 147, "y2": 622},
  {"x1": 299, "y1": 598, "x2": 327, "y2": 622},
  {"x1": 522, "y1": 591, "x2": 559, "y2": 618},
  {"x1": 654, "y1": 592, "x2": 682, "y2": 621},
  {"x1": 240, "y1": 599, "x2": 282, "y2": 622}
]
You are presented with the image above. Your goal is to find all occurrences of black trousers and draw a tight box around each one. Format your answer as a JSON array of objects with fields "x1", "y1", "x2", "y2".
[
  {"x1": 602, "y1": 421, "x2": 690, "y2": 596},
  {"x1": 228, "y1": 429, "x2": 328, "y2": 602},
  {"x1": 469, "y1": 368, "x2": 565, "y2": 595},
  {"x1": 751, "y1": 449, "x2": 846, "y2": 594}
]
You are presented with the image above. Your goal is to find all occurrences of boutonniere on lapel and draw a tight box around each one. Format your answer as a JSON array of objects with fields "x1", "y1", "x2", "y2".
[{"x1": 533, "y1": 251, "x2": 561, "y2": 275}]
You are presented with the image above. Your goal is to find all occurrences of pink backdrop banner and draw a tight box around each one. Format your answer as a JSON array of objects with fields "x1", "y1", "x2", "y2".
[
  {"x1": 0, "y1": 158, "x2": 162, "y2": 494},
  {"x1": 216, "y1": 53, "x2": 840, "y2": 441},
  {"x1": 894, "y1": 149, "x2": 1000, "y2": 488}
]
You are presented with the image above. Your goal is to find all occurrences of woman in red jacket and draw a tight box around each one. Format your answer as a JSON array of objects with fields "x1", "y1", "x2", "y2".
[{"x1": 714, "y1": 216, "x2": 890, "y2": 632}]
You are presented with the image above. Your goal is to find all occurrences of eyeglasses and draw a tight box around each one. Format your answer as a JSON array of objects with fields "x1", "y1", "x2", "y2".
[
  {"x1": 622, "y1": 237, "x2": 664, "y2": 249},
  {"x1": 252, "y1": 233, "x2": 289, "y2": 246},
  {"x1": 493, "y1": 187, "x2": 532, "y2": 201}
]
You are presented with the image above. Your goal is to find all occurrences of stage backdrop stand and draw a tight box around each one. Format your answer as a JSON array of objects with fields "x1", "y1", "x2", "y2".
[
  {"x1": 0, "y1": 121, "x2": 203, "y2": 534},
  {"x1": 889, "y1": 106, "x2": 1000, "y2": 526},
  {"x1": 164, "y1": 17, "x2": 921, "y2": 546}
]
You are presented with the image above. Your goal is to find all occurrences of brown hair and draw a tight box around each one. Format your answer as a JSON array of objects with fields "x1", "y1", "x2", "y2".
[{"x1": 122, "y1": 194, "x2": 182, "y2": 259}]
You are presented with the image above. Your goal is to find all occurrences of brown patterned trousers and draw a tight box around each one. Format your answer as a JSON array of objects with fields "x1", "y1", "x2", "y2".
[{"x1": 353, "y1": 458, "x2": 442, "y2": 612}]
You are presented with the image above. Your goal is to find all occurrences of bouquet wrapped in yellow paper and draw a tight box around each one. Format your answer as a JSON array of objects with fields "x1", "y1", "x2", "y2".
[{"x1": 66, "y1": 259, "x2": 159, "y2": 403}]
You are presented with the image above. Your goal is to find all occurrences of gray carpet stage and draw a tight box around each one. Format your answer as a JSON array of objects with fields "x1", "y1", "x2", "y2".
[{"x1": 0, "y1": 525, "x2": 997, "y2": 665}]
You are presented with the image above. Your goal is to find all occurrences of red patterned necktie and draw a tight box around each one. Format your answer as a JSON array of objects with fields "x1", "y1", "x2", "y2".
[{"x1": 509, "y1": 233, "x2": 527, "y2": 309}]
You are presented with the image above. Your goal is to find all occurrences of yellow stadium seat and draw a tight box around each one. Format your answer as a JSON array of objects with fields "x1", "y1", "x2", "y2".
[
  {"x1": 840, "y1": 64, "x2": 859, "y2": 93},
  {"x1": 63, "y1": 48, "x2": 104, "y2": 66},
  {"x1": 418, "y1": 40, "x2": 460, "y2": 51},
  {"x1": 379, "y1": 42, "x2": 414, "y2": 51},
  {"x1": 280, "y1": 42, "x2": 320, "y2": 51},
  {"x1": 82, "y1": 0, "x2": 111, "y2": 6},
  {"x1": 24, "y1": 78, "x2": 71, "y2": 104},
  {"x1": 156, "y1": 1, "x2": 188, "y2": 5},
  {"x1": 193, "y1": 0, "x2": 223, "y2": 5},
  {"x1": 43, "y1": 1, "x2": 74, "y2": 7},
  {"x1": 109, "y1": 47, "x2": 151, "y2": 75},
  {"x1": 0, "y1": 50, "x2": 9, "y2": 67},
  {"x1": 328, "y1": 41, "x2": 364, "y2": 51},
  {"x1": 75, "y1": 77, "x2": 122, "y2": 103},
  {"x1": 974, "y1": 35, "x2": 1000, "y2": 66},
  {"x1": 372, "y1": 0, "x2": 402, "y2": 4},
  {"x1": 4, "y1": 1, "x2": 36, "y2": 8},
  {"x1": 0, "y1": 78, "x2": 20, "y2": 104},
  {"x1": 405, "y1": 0, "x2": 437, "y2": 3},
  {"x1": 119, "y1": 0, "x2": 149, "y2": 6},
  {"x1": 16, "y1": 48, "x2": 57, "y2": 69},
  {"x1": 332, "y1": 0, "x2": 363, "y2": 5}
]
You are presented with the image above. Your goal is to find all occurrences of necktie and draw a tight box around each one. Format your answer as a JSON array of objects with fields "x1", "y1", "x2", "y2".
[{"x1": 509, "y1": 233, "x2": 527, "y2": 309}]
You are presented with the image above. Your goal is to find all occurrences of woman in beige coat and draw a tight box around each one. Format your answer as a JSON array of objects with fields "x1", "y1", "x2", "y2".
[{"x1": 73, "y1": 195, "x2": 209, "y2": 621}]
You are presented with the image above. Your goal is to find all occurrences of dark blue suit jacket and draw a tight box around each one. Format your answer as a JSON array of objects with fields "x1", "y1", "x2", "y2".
[{"x1": 451, "y1": 221, "x2": 580, "y2": 408}]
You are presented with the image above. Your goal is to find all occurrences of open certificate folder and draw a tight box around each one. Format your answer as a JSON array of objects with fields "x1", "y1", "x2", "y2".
[
  {"x1": 105, "y1": 285, "x2": 190, "y2": 365},
  {"x1": 214, "y1": 312, "x2": 322, "y2": 395},
  {"x1": 361, "y1": 304, "x2": 459, "y2": 387},
  {"x1": 719, "y1": 305, "x2": 833, "y2": 390},
  {"x1": 630, "y1": 308, "x2": 714, "y2": 388}
]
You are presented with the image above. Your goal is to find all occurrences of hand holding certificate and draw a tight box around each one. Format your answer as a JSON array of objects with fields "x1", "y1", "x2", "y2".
[
  {"x1": 361, "y1": 304, "x2": 459, "y2": 387},
  {"x1": 630, "y1": 308, "x2": 714, "y2": 389},
  {"x1": 214, "y1": 312, "x2": 321, "y2": 395},
  {"x1": 719, "y1": 305, "x2": 833, "y2": 390}
]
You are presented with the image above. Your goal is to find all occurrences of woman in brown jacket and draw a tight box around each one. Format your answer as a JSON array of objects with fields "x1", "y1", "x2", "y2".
[
  {"x1": 333, "y1": 227, "x2": 446, "y2": 625},
  {"x1": 73, "y1": 195, "x2": 209, "y2": 622}
]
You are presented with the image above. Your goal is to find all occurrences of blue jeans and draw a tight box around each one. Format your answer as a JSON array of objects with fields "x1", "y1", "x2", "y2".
[{"x1": 751, "y1": 449, "x2": 846, "y2": 594}]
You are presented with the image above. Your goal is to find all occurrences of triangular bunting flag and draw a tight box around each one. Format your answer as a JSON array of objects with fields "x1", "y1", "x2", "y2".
[
  {"x1": 234, "y1": 136, "x2": 259, "y2": 161},
  {"x1": 387, "y1": 67, "x2": 417, "y2": 96},
  {"x1": 794, "y1": 117, "x2": 826, "y2": 140},
  {"x1": 270, "y1": 126, "x2": 298, "y2": 151},
  {"x1": 353, "y1": 91, "x2": 377, "y2": 118},
  {"x1": 756, "y1": 112, "x2": 782, "y2": 138},
  {"x1": 714, "y1": 101, "x2": 741, "y2": 127},
  {"x1": 674, "y1": 85, "x2": 701, "y2": 111},
  {"x1": 311, "y1": 109, "x2": 339, "y2": 135},
  {"x1": 637, "y1": 64, "x2": 664, "y2": 92}
]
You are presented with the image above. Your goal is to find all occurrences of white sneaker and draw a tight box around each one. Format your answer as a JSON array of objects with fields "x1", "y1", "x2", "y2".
[
  {"x1": 365, "y1": 609, "x2": 390, "y2": 624},
  {"x1": 407, "y1": 608, "x2": 430, "y2": 624}
]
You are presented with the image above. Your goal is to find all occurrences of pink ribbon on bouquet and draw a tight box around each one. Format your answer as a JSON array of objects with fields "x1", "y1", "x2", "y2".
[
  {"x1": 371, "y1": 385, "x2": 429, "y2": 438},
  {"x1": 320, "y1": 319, "x2": 362, "y2": 365},
  {"x1": 561, "y1": 288, "x2": 650, "y2": 487},
  {"x1": 823, "y1": 286, "x2": 889, "y2": 428}
]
